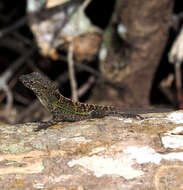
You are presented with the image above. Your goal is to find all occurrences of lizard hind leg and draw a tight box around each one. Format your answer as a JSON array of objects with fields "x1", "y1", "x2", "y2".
[{"x1": 90, "y1": 110, "x2": 106, "y2": 119}]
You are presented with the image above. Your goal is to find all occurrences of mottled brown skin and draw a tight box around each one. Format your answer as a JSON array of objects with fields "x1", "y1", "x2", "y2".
[{"x1": 20, "y1": 72, "x2": 142, "y2": 131}]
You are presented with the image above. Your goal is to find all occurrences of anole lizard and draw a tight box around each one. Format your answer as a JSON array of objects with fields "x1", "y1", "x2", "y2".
[{"x1": 20, "y1": 72, "x2": 143, "y2": 131}]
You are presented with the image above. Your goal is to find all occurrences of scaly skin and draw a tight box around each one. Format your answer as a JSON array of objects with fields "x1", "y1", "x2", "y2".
[{"x1": 20, "y1": 72, "x2": 142, "y2": 131}]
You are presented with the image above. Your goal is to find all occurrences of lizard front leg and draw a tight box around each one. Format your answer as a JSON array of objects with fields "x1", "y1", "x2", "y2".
[
  {"x1": 33, "y1": 120, "x2": 59, "y2": 131},
  {"x1": 33, "y1": 115, "x2": 71, "y2": 131}
]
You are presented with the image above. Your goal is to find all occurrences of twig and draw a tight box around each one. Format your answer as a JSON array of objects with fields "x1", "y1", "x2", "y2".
[
  {"x1": 13, "y1": 32, "x2": 33, "y2": 46},
  {"x1": 0, "y1": 36, "x2": 36, "y2": 103},
  {"x1": 0, "y1": 47, "x2": 36, "y2": 113},
  {"x1": 80, "y1": 0, "x2": 92, "y2": 11},
  {"x1": 15, "y1": 100, "x2": 41, "y2": 123},
  {"x1": 78, "y1": 76, "x2": 95, "y2": 97},
  {"x1": 3, "y1": 85, "x2": 13, "y2": 113},
  {"x1": 0, "y1": 73, "x2": 21, "y2": 103},
  {"x1": 68, "y1": 40, "x2": 78, "y2": 101},
  {"x1": 0, "y1": 16, "x2": 27, "y2": 37},
  {"x1": 27, "y1": 60, "x2": 48, "y2": 76},
  {"x1": 76, "y1": 62, "x2": 125, "y2": 90},
  {"x1": 0, "y1": 47, "x2": 36, "y2": 81},
  {"x1": 14, "y1": 92, "x2": 31, "y2": 105},
  {"x1": 76, "y1": 62, "x2": 101, "y2": 76},
  {"x1": 65, "y1": 0, "x2": 92, "y2": 101}
]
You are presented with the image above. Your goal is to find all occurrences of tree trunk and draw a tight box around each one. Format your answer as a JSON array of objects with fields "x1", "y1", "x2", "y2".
[{"x1": 100, "y1": 0, "x2": 174, "y2": 106}]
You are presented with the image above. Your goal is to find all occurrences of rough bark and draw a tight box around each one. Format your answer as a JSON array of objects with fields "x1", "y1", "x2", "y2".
[
  {"x1": 100, "y1": 0, "x2": 174, "y2": 106},
  {"x1": 1, "y1": 110, "x2": 183, "y2": 189}
]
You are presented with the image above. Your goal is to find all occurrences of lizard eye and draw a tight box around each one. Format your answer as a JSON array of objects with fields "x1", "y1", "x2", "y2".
[{"x1": 30, "y1": 80, "x2": 34, "y2": 84}]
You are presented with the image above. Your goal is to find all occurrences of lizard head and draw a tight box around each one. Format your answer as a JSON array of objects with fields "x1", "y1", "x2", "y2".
[
  {"x1": 20, "y1": 72, "x2": 63, "y2": 112},
  {"x1": 19, "y1": 72, "x2": 57, "y2": 95}
]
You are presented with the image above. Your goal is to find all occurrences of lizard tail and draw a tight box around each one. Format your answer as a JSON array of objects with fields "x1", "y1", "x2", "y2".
[{"x1": 90, "y1": 110, "x2": 143, "y2": 120}]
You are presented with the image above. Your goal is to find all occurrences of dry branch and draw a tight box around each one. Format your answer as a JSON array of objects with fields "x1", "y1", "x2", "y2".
[{"x1": 1, "y1": 110, "x2": 183, "y2": 189}]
